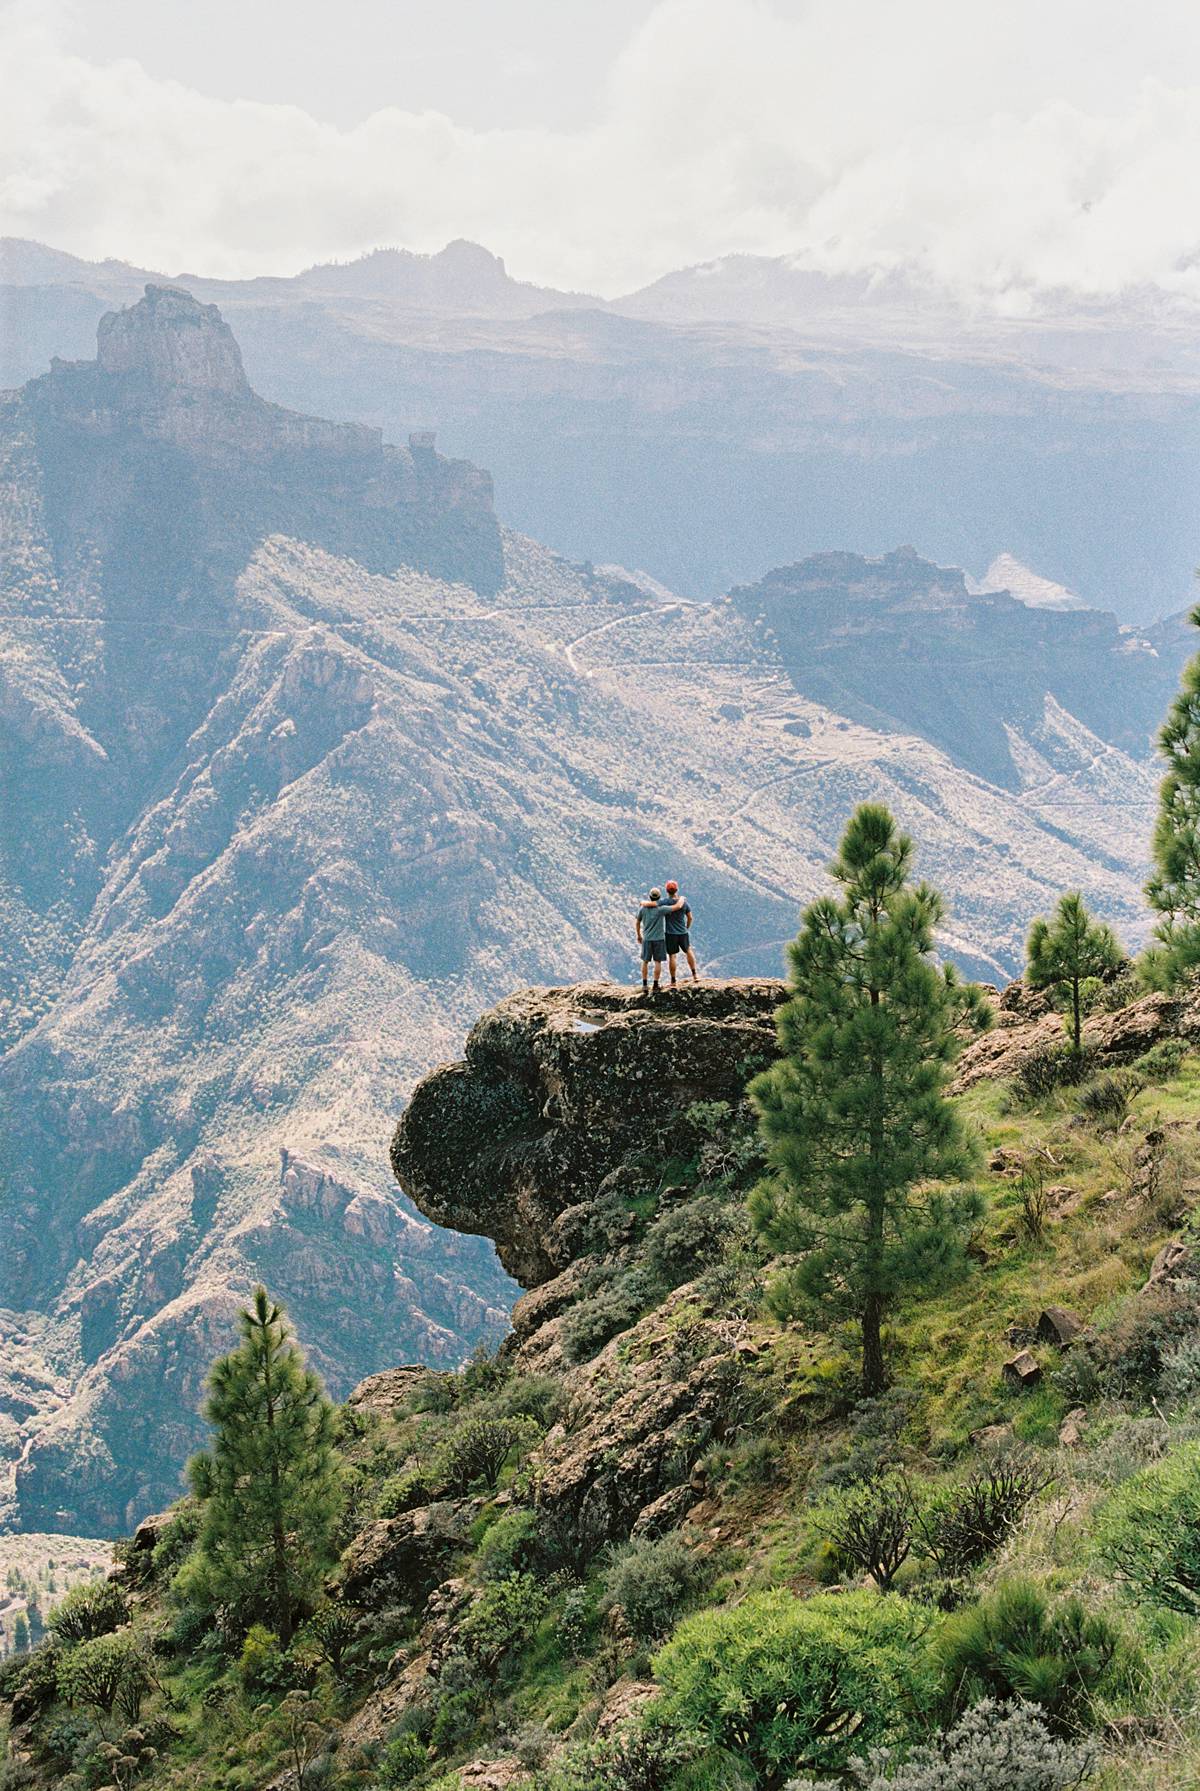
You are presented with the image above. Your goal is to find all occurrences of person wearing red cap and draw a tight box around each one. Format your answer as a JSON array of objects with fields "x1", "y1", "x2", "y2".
[{"x1": 663, "y1": 879, "x2": 698, "y2": 984}]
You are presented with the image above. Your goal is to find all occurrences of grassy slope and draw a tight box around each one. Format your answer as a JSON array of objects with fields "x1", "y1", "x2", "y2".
[{"x1": 4, "y1": 1047, "x2": 1200, "y2": 1789}]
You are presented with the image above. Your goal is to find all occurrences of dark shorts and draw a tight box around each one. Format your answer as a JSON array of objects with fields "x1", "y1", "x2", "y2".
[
  {"x1": 641, "y1": 938, "x2": 668, "y2": 963},
  {"x1": 665, "y1": 932, "x2": 690, "y2": 954}
]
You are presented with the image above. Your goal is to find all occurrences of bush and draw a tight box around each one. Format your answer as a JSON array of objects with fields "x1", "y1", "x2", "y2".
[
  {"x1": 1135, "y1": 1037, "x2": 1188, "y2": 1078},
  {"x1": 786, "y1": 1698, "x2": 1098, "y2": 1791},
  {"x1": 436, "y1": 1415, "x2": 542, "y2": 1495},
  {"x1": 811, "y1": 1392, "x2": 919, "y2": 1494},
  {"x1": 56, "y1": 1631, "x2": 150, "y2": 1722},
  {"x1": 532, "y1": 1721, "x2": 706, "y2": 1790},
  {"x1": 1011, "y1": 1047, "x2": 1093, "y2": 1103},
  {"x1": 819, "y1": 1473, "x2": 915, "y2": 1590},
  {"x1": 653, "y1": 1589, "x2": 932, "y2": 1782},
  {"x1": 375, "y1": 1465, "x2": 438, "y2": 1518},
  {"x1": 561, "y1": 1287, "x2": 643, "y2": 1363},
  {"x1": 1094, "y1": 1438, "x2": 1200, "y2": 1614},
  {"x1": 237, "y1": 1623, "x2": 292, "y2": 1690},
  {"x1": 932, "y1": 1580, "x2": 1121, "y2": 1733},
  {"x1": 48, "y1": 1579, "x2": 129, "y2": 1645},
  {"x1": 1053, "y1": 1286, "x2": 1200, "y2": 1406},
  {"x1": 601, "y1": 1534, "x2": 708, "y2": 1643},
  {"x1": 477, "y1": 1509, "x2": 545, "y2": 1583},
  {"x1": 1076, "y1": 1071, "x2": 1141, "y2": 1130},
  {"x1": 644, "y1": 1196, "x2": 735, "y2": 1288},
  {"x1": 458, "y1": 1574, "x2": 549, "y2": 1684},
  {"x1": 915, "y1": 1456, "x2": 1052, "y2": 1575},
  {"x1": 375, "y1": 1732, "x2": 429, "y2": 1786}
]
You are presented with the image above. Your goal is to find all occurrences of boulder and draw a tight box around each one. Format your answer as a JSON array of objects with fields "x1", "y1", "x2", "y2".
[
  {"x1": 1145, "y1": 1238, "x2": 1196, "y2": 1290},
  {"x1": 1059, "y1": 1407, "x2": 1087, "y2": 1448},
  {"x1": 1002, "y1": 1349, "x2": 1042, "y2": 1390},
  {"x1": 391, "y1": 980, "x2": 782, "y2": 1286},
  {"x1": 1037, "y1": 1306, "x2": 1084, "y2": 1348},
  {"x1": 338, "y1": 1501, "x2": 473, "y2": 1608},
  {"x1": 346, "y1": 1366, "x2": 431, "y2": 1418}
]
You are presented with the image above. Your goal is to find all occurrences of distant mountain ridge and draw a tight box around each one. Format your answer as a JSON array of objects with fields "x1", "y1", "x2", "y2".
[
  {"x1": 0, "y1": 287, "x2": 1192, "y2": 1533},
  {"x1": 4, "y1": 237, "x2": 1200, "y2": 620}
]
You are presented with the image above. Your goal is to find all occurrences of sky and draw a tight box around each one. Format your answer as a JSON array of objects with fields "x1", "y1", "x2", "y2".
[{"x1": 4, "y1": 0, "x2": 1200, "y2": 299}]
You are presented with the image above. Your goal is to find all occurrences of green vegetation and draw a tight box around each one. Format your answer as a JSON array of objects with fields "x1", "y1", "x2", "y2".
[
  {"x1": 181, "y1": 1285, "x2": 342, "y2": 1646},
  {"x1": 1025, "y1": 893, "x2": 1124, "y2": 1053},
  {"x1": 1147, "y1": 603, "x2": 1200, "y2": 984},
  {"x1": 654, "y1": 1588, "x2": 932, "y2": 1782},
  {"x1": 749, "y1": 803, "x2": 990, "y2": 1395}
]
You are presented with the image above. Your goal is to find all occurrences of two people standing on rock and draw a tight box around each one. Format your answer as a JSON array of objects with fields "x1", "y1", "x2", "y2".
[{"x1": 635, "y1": 879, "x2": 699, "y2": 994}]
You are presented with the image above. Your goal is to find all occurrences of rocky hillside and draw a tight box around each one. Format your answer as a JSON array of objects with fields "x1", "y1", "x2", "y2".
[
  {"x1": 0, "y1": 286, "x2": 1193, "y2": 1535},
  {"x1": 6, "y1": 973, "x2": 1200, "y2": 1790}
]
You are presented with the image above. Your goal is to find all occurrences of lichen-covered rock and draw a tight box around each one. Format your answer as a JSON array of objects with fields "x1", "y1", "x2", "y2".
[
  {"x1": 391, "y1": 980, "x2": 782, "y2": 1286},
  {"x1": 955, "y1": 985, "x2": 1200, "y2": 1091},
  {"x1": 338, "y1": 1501, "x2": 474, "y2": 1608}
]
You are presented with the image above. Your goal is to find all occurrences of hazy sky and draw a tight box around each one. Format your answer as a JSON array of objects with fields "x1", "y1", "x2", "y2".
[{"x1": 5, "y1": 0, "x2": 1200, "y2": 297}]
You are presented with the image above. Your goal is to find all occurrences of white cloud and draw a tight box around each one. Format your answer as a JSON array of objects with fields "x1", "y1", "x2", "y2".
[{"x1": 4, "y1": 0, "x2": 1200, "y2": 300}]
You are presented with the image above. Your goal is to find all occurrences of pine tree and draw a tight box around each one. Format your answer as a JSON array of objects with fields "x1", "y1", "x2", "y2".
[
  {"x1": 748, "y1": 804, "x2": 990, "y2": 1396},
  {"x1": 12, "y1": 1611, "x2": 30, "y2": 1655},
  {"x1": 1147, "y1": 609, "x2": 1200, "y2": 985},
  {"x1": 187, "y1": 1287, "x2": 342, "y2": 1643},
  {"x1": 1025, "y1": 892, "x2": 1123, "y2": 1053}
]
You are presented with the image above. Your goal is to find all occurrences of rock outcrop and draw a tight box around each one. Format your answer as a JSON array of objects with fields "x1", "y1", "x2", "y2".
[{"x1": 392, "y1": 981, "x2": 782, "y2": 1286}]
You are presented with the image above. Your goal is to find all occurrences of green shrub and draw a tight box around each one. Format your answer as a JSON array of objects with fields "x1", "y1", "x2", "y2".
[
  {"x1": 237, "y1": 1623, "x2": 291, "y2": 1690},
  {"x1": 375, "y1": 1465, "x2": 438, "y2": 1517},
  {"x1": 1134, "y1": 1037, "x2": 1188, "y2": 1078},
  {"x1": 561, "y1": 1288, "x2": 643, "y2": 1363},
  {"x1": 477, "y1": 1508, "x2": 545, "y2": 1582},
  {"x1": 436, "y1": 1415, "x2": 542, "y2": 1495},
  {"x1": 1011, "y1": 1048, "x2": 1093, "y2": 1103},
  {"x1": 459, "y1": 1573, "x2": 549, "y2": 1684},
  {"x1": 915, "y1": 1456, "x2": 1052, "y2": 1575},
  {"x1": 1094, "y1": 1437, "x2": 1200, "y2": 1614},
  {"x1": 48, "y1": 1579, "x2": 129, "y2": 1645},
  {"x1": 653, "y1": 1589, "x2": 932, "y2": 1781},
  {"x1": 1076, "y1": 1071, "x2": 1141, "y2": 1130},
  {"x1": 375, "y1": 1732, "x2": 429, "y2": 1785},
  {"x1": 644, "y1": 1196, "x2": 734, "y2": 1287},
  {"x1": 786, "y1": 1697, "x2": 1098, "y2": 1791},
  {"x1": 56, "y1": 1630, "x2": 150, "y2": 1722},
  {"x1": 932, "y1": 1580, "x2": 1121, "y2": 1733},
  {"x1": 532, "y1": 1720, "x2": 707, "y2": 1789},
  {"x1": 601, "y1": 1534, "x2": 708, "y2": 1643},
  {"x1": 1053, "y1": 1286, "x2": 1200, "y2": 1406},
  {"x1": 819, "y1": 1473, "x2": 915, "y2": 1590}
]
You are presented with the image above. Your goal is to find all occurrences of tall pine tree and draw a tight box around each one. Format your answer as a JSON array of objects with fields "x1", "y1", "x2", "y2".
[
  {"x1": 749, "y1": 804, "x2": 990, "y2": 1396},
  {"x1": 1147, "y1": 607, "x2": 1200, "y2": 985},
  {"x1": 186, "y1": 1288, "x2": 341, "y2": 1642},
  {"x1": 1025, "y1": 892, "x2": 1122, "y2": 1053}
]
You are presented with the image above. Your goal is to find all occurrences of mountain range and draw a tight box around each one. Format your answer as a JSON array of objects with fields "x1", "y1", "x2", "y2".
[
  {"x1": 3, "y1": 238, "x2": 1200, "y2": 620},
  {"x1": 0, "y1": 281, "x2": 1193, "y2": 1535}
]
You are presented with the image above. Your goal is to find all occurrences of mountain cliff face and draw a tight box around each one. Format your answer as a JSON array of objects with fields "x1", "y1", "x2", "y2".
[{"x1": 0, "y1": 288, "x2": 1192, "y2": 1534}]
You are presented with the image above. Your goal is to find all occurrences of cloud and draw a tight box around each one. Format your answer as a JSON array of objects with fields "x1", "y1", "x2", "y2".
[{"x1": 4, "y1": 0, "x2": 1200, "y2": 301}]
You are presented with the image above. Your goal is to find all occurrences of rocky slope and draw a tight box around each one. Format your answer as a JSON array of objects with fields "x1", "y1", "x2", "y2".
[
  {"x1": 0, "y1": 286, "x2": 1193, "y2": 1534},
  {"x1": 9, "y1": 971, "x2": 1200, "y2": 1789}
]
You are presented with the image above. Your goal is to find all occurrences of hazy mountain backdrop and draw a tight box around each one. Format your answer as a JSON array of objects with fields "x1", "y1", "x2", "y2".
[{"x1": 3, "y1": 238, "x2": 1199, "y2": 620}]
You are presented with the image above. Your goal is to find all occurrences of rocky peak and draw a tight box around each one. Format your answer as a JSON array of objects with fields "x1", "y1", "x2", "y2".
[
  {"x1": 390, "y1": 980, "x2": 784, "y2": 1287},
  {"x1": 96, "y1": 283, "x2": 249, "y2": 397}
]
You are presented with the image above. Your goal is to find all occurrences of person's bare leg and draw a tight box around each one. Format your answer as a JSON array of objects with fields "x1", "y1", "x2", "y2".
[
  {"x1": 668, "y1": 949, "x2": 679, "y2": 986},
  {"x1": 685, "y1": 945, "x2": 699, "y2": 982},
  {"x1": 652, "y1": 956, "x2": 663, "y2": 993}
]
